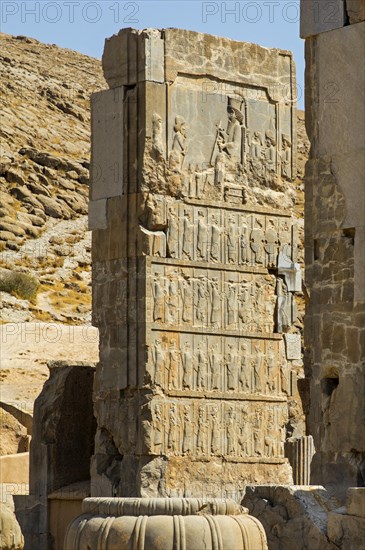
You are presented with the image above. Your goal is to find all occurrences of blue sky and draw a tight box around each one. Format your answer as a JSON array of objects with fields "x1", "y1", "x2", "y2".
[{"x1": 1, "y1": 1, "x2": 305, "y2": 108}]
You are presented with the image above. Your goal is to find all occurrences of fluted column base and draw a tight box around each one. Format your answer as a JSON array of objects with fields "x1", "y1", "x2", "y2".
[{"x1": 64, "y1": 497, "x2": 268, "y2": 550}]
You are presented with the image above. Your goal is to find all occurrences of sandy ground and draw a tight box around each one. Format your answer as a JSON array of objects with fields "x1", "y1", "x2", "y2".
[{"x1": 0, "y1": 323, "x2": 99, "y2": 414}]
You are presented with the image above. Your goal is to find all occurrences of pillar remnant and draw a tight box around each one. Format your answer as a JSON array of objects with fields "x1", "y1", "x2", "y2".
[
  {"x1": 301, "y1": 2, "x2": 365, "y2": 501},
  {"x1": 90, "y1": 27, "x2": 301, "y2": 501}
]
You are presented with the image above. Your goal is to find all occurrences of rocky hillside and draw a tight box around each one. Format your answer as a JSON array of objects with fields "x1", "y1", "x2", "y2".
[
  {"x1": 0, "y1": 33, "x2": 106, "y2": 324},
  {"x1": 0, "y1": 33, "x2": 310, "y2": 327}
]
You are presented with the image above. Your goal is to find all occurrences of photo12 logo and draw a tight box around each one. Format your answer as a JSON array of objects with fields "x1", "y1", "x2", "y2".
[
  {"x1": 1, "y1": 1, "x2": 140, "y2": 24},
  {"x1": 201, "y1": 1, "x2": 301, "y2": 24}
]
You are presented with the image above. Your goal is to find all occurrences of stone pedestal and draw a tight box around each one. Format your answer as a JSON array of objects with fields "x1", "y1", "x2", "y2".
[
  {"x1": 90, "y1": 27, "x2": 302, "y2": 500},
  {"x1": 64, "y1": 497, "x2": 268, "y2": 550}
]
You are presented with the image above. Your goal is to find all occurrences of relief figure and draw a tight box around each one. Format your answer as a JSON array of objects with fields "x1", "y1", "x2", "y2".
[
  {"x1": 239, "y1": 344, "x2": 251, "y2": 392},
  {"x1": 167, "y1": 207, "x2": 179, "y2": 258},
  {"x1": 226, "y1": 282, "x2": 237, "y2": 327},
  {"x1": 180, "y1": 276, "x2": 193, "y2": 323},
  {"x1": 226, "y1": 408, "x2": 236, "y2": 455},
  {"x1": 168, "y1": 340, "x2": 180, "y2": 390},
  {"x1": 226, "y1": 344, "x2": 238, "y2": 391},
  {"x1": 210, "y1": 406, "x2": 221, "y2": 455},
  {"x1": 152, "y1": 404, "x2": 164, "y2": 453},
  {"x1": 182, "y1": 342, "x2": 193, "y2": 389},
  {"x1": 214, "y1": 96, "x2": 244, "y2": 184},
  {"x1": 195, "y1": 278, "x2": 208, "y2": 324},
  {"x1": 196, "y1": 408, "x2": 207, "y2": 454},
  {"x1": 253, "y1": 346, "x2": 264, "y2": 393},
  {"x1": 226, "y1": 216, "x2": 237, "y2": 263},
  {"x1": 195, "y1": 341, "x2": 207, "y2": 390},
  {"x1": 182, "y1": 407, "x2": 193, "y2": 455},
  {"x1": 152, "y1": 113, "x2": 164, "y2": 159},
  {"x1": 238, "y1": 283, "x2": 249, "y2": 325},
  {"x1": 238, "y1": 412, "x2": 250, "y2": 456},
  {"x1": 182, "y1": 210, "x2": 194, "y2": 259},
  {"x1": 265, "y1": 413, "x2": 276, "y2": 457},
  {"x1": 152, "y1": 275, "x2": 165, "y2": 322},
  {"x1": 264, "y1": 220, "x2": 279, "y2": 268},
  {"x1": 166, "y1": 275, "x2": 179, "y2": 324},
  {"x1": 249, "y1": 131, "x2": 264, "y2": 178},
  {"x1": 250, "y1": 220, "x2": 265, "y2": 265},
  {"x1": 209, "y1": 344, "x2": 221, "y2": 390},
  {"x1": 210, "y1": 216, "x2": 221, "y2": 262},
  {"x1": 152, "y1": 339, "x2": 165, "y2": 386},
  {"x1": 168, "y1": 405, "x2": 180, "y2": 453},
  {"x1": 281, "y1": 134, "x2": 292, "y2": 179},
  {"x1": 197, "y1": 210, "x2": 208, "y2": 260},
  {"x1": 264, "y1": 130, "x2": 277, "y2": 178},
  {"x1": 209, "y1": 278, "x2": 221, "y2": 326},
  {"x1": 240, "y1": 222, "x2": 249, "y2": 264},
  {"x1": 169, "y1": 116, "x2": 188, "y2": 173}
]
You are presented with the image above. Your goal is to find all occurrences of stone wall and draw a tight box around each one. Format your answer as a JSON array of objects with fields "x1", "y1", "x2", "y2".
[
  {"x1": 26, "y1": 361, "x2": 96, "y2": 549},
  {"x1": 301, "y1": 0, "x2": 365, "y2": 502},
  {"x1": 90, "y1": 28, "x2": 304, "y2": 500}
]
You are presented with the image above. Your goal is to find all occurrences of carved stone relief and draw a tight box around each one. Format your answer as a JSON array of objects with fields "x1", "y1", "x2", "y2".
[
  {"x1": 150, "y1": 266, "x2": 279, "y2": 334},
  {"x1": 148, "y1": 399, "x2": 288, "y2": 460},
  {"x1": 148, "y1": 334, "x2": 289, "y2": 397}
]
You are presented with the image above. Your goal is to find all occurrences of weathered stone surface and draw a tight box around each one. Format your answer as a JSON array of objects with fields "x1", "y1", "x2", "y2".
[
  {"x1": 243, "y1": 485, "x2": 340, "y2": 550},
  {"x1": 90, "y1": 27, "x2": 303, "y2": 500},
  {"x1": 103, "y1": 28, "x2": 165, "y2": 87},
  {"x1": 88, "y1": 199, "x2": 108, "y2": 230},
  {"x1": 285, "y1": 435, "x2": 315, "y2": 484},
  {"x1": 304, "y1": 15, "x2": 365, "y2": 502},
  {"x1": 346, "y1": 0, "x2": 365, "y2": 23},
  {"x1": 27, "y1": 362, "x2": 96, "y2": 549},
  {"x1": 328, "y1": 508, "x2": 365, "y2": 550},
  {"x1": 90, "y1": 88, "x2": 124, "y2": 200},
  {"x1": 300, "y1": 0, "x2": 346, "y2": 38},
  {"x1": 0, "y1": 502, "x2": 24, "y2": 550},
  {"x1": 347, "y1": 487, "x2": 365, "y2": 517},
  {"x1": 65, "y1": 497, "x2": 268, "y2": 550}
]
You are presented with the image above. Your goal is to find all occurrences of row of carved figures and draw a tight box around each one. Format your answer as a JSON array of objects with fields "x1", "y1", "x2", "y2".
[
  {"x1": 165, "y1": 209, "x2": 295, "y2": 267},
  {"x1": 152, "y1": 274, "x2": 277, "y2": 332},
  {"x1": 150, "y1": 402, "x2": 287, "y2": 458},
  {"x1": 149, "y1": 338, "x2": 291, "y2": 395}
]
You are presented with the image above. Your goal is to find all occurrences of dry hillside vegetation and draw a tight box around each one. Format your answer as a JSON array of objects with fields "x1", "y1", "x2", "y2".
[{"x1": 0, "y1": 33, "x2": 106, "y2": 323}]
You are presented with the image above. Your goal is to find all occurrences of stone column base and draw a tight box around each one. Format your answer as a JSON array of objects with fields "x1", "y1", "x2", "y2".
[{"x1": 64, "y1": 497, "x2": 268, "y2": 549}]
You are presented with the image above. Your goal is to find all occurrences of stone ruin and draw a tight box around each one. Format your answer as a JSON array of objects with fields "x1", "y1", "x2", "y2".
[
  {"x1": 16, "y1": 3, "x2": 364, "y2": 549},
  {"x1": 88, "y1": 27, "x2": 302, "y2": 502}
]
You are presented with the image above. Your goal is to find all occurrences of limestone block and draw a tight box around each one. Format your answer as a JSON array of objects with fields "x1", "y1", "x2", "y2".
[
  {"x1": 243, "y1": 485, "x2": 340, "y2": 550},
  {"x1": 102, "y1": 28, "x2": 164, "y2": 87},
  {"x1": 90, "y1": 88, "x2": 124, "y2": 200},
  {"x1": 48, "y1": 481, "x2": 89, "y2": 550},
  {"x1": 0, "y1": 453, "x2": 29, "y2": 484},
  {"x1": 346, "y1": 487, "x2": 365, "y2": 517},
  {"x1": 0, "y1": 503, "x2": 24, "y2": 550},
  {"x1": 328, "y1": 508, "x2": 365, "y2": 549},
  {"x1": 284, "y1": 334, "x2": 302, "y2": 360},
  {"x1": 315, "y1": 23, "x2": 365, "y2": 159},
  {"x1": 346, "y1": 0, "x2": 365, "y2": 23},
  {"x1": 300, "y1": 0, "x2": 346, "y2": 38},
  {"x1": 88, "y1": 199, "x2": 107, "y2": 231},
  {"x1": 64, "y1": 497, "x2": 268, "y2": 550}
]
